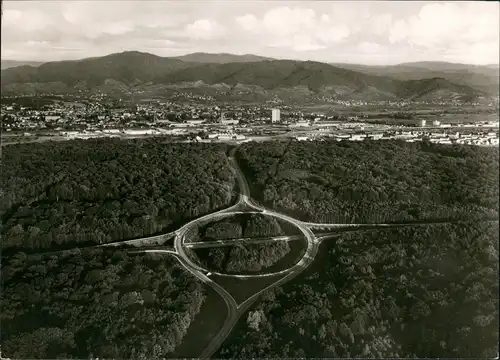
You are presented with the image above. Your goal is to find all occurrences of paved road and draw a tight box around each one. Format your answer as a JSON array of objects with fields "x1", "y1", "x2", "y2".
[{"x1": 185, "y1": 235, "x2": 303, "y2": 249}]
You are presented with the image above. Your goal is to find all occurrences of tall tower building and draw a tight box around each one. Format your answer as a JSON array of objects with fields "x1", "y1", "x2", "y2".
[{"x1": 271, "y1": 108, "x2": 280, "y2": 123}]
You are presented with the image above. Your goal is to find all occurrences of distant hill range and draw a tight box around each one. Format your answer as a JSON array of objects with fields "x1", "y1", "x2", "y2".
[
  {"x1": 1, "y1": 51, "x2": 497, "y2": 101},
  {"x1": 1, "y1": 60, "x2": 44, "y2": 70},
  {"x1": 330, "y1": 61, "x2": 499, "y2": 94}
]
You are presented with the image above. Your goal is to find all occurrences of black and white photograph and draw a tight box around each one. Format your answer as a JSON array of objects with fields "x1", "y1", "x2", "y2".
[{"x1": 0, "y1": 1, "x2": 499, "y2": 359}]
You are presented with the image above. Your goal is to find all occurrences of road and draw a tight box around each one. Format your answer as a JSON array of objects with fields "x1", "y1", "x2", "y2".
[{"x1": 185, "y1": 234, "x2": 303, "y2": 249}]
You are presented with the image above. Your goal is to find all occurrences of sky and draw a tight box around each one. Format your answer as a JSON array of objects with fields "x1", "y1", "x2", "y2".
[{"x1": 1, "y1": 1, "x2": 499, "y2": 65}]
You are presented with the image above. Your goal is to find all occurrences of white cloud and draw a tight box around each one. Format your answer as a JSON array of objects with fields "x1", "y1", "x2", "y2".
[
  {"x1": 236, "y1": 6, "x2": 350, "y2": 52},
  {"x1": 316, "y1": 25, "x2": 350, "y2": 44},
  {"x1": 2, "y1": 9, "x2": 23, "y2": 27},
  {"x1": 389, "y1": 19, "x2": 408, "y2": 44},
  {"x1": 185, "y1": 19, "x2": 226, "y2": 40},
  {"x1": 389, "y1": 2, "x2": 499, "y2": 47},
  {"x1": 102, "y1": 22, "x2": 135, "y2": 36},
  {"x1": 235, "y1": 14, "x2": 260, "y2": 32},
  {"x1": 262, "y1": 7, "x2": 316, "y2": 37},
  {"x1": 371, "y1": 14, "x2": 392, "y2": 36}
]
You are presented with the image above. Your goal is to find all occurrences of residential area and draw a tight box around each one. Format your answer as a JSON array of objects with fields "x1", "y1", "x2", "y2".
[{"x1": 2, "y1": 97, "x2": 498, "y2": 147}]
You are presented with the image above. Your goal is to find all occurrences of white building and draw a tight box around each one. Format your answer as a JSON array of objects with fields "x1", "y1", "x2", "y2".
[
  {"x1": 187, "y1": 119, "x2": 206, "y2": 125},
  {"x1": 368, "y1": 133, "x2": 384, "y2": 140},
  {"x1": 123, "y1": 129, "x2": 159, "y2": 136},
  {"x1": 289, "y1": 121, "x2": 310, "y2": 128},
  {"x1": 218, "y1": 134, "x2": 233, "y2": 140},
  {"x1": 221, "y1": 119, "x2": 239, "y2": 125},
  {"x1": 351, "y1": 134, "x2": 366, "y2": 141},
  {"x1": 433, "y1": 120, "x2": 441, "y2": 126},
  {"x1": 272, "y1": 108, "x2": 280, "y2": 123}
]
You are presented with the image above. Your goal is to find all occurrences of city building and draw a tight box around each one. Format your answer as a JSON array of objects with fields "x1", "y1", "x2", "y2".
[
  {"x1": 420, "y1": 119, "x2": 427, "y2": 127},
  {"x1": 289, "y1": 120, "x2": 310, "y2": 128},
  {"x1": 272, "y1": 108, "x2": 280, "y2": 123},
  {"x1": 433, "y1": 120, "x2": 441, "y2": 126},
  {"x1": 221, "y1": 119, "x2": 239, "y2": 125},
  {"x1": 187, "y1": 119, "x2": 206, "y2": 125}
]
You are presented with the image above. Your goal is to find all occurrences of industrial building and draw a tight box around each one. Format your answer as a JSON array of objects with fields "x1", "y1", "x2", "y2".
[{"x1": 272, "y1": 108, "x2": 280, "y2": 123}]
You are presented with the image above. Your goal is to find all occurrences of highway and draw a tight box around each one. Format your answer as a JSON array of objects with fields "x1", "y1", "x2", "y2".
[{"x1": 184, "y1": 234, "x2": 303, "y2": 249}]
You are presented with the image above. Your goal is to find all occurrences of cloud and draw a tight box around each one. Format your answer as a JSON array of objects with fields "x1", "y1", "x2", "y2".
[
  {"x1": 2, "y1": 9, "x2": 23, "y2": 26},
  {"x1": 389, "y1": 2, "x2": 499, "y2": 48},
  {"x1": 371, "y1": 14, "x2": 392, "y2": 36},
  {"x1": 236, "y1": 6, "x2": 350, "y2": 52},
  {"x1": 235, "y1": 14, "x2": 260, "y2": 32},
  {"x1": 185, "y1": 19, "x2": 226, "y2": 40},
  {"x1": 262, "y1": 7, "x2": 316, "y2": 37}
]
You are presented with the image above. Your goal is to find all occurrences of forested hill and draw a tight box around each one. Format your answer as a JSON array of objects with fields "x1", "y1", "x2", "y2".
[
  {"x1": 0, "y1": 51, "x2": 489, "y2": 100},
  {"x1": 329, "y1": 61, "x2": 500, "y2": 95}
]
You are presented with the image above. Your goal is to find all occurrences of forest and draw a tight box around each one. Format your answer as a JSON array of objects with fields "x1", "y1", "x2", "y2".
[
  {"x1": 1, "y1": 249, "x2": 206, "y2": 359},
  {"x1": 236, "y1": 140, "x2": 499, "y2": 223},
  {"x1": 189, "y1": 241, "x2": 292, "y2": 274},
  {"x1": 1, "y1": 139, "x2": 235, "y2": 252},
  {"x1": 199, "y1": 214, "x2": 287, "y2": 241},
  {"x1": 216, "y1": 221, "x2": 499, "y2": 358}
]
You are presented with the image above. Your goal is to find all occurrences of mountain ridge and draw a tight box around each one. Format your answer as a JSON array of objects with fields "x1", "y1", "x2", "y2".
[{"x1": 1, "y1": 51, "x2": 495, "y2": 101}]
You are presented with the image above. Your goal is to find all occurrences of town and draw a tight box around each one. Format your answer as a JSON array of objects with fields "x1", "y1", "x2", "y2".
[{"x1": 2, "y1": 96, "x2": 499, "y2": 146}]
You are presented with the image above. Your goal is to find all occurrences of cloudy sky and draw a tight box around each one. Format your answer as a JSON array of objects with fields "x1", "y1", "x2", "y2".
[{"x1": 2, "y1": 1, "x2": 499, "y2": 65}]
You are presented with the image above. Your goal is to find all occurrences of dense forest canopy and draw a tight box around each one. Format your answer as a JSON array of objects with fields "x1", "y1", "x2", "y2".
[
  {"x1": 1, "y1": 249, "x2": 206, "y2": 359},
  {"x1": 189, "y1": 241, "x2": 292, "y2": 274},
  {"x1": 200, "y1": 214, "x2": 287, "y2": 241},
  {"x1": 236, "y1": 140, "x2": 499, "y2": 223},
  {"x1": 216, "y1": 221, "x2": 499, "y2": 358},
  {"x1": 1, "y1": 140, "x2": 235, "y2": 252}
]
